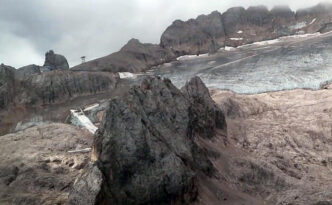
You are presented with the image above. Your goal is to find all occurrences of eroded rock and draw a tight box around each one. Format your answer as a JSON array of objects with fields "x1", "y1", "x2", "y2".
[{"x1": 70, "y1": 76, "x2": 226, "y2": 204}]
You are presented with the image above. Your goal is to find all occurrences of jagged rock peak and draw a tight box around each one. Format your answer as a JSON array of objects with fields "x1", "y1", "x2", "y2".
[
  {"x1": 69, "y1": 76, "x2": 226, "y2": 204},
  {"x1": 43, "y1": 50, "x2": 69, "y2": 71}
]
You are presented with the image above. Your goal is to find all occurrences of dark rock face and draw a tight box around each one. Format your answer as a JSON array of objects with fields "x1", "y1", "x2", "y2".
[
  {"x1": 70, "y1": 76, "x2": 226, "y2": 204},
  {"x1": 16, "y1": 64, "x2": 41, "y2": 79},
  {"x1": 70, "y1": 4, "x2": 332, "y2": 73},
  {"x1": 19, "y1": 71, "x2": 118, "y2": 105},
  {"x1": 0, "y1": 64, "x2": 16, "y2": 109},
  {"x1": 71, "y1": 39, "x2": 176, "y2": 73},
  {"x1": 182, "y1": 76, "x2": 226, "y2": 138},
  {"x1": 160, "y1": 11, "x2": 225, "y2": 55},
  {"x1": 43, "y1": 50, "x2": 69, "y2": 71},
  {"x1": 160, "y1": 4, "x2": 332, "y2": 54},
  {"x1": 68, "y1": 163, "x2": 104, "y2": 205}
]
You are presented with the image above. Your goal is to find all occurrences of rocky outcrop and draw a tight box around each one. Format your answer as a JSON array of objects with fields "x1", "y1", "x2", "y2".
[
  {"x1": 0, "y1": 67, "x2": 119, "y2": 135},
  {"x1": 71, "y1": 39, "x2": 176, "y2": 73},
  {"x1": 16, "y1": 64, "x2": 41, "y2": 79},
  {"x1": 69, "y1": 76, "x2": 226, "y2": 204},
  {"x1": 160, "y1": 11, "x2": 225, "y2": 55},
  {"x1": 18, "y1": 70, "x2": 118, "y2": 106},
  {"x1": 161, "y1": 4, "x2": 332, "y2": 54},
  {"x1": 69, "y1": 4, "x2": 332, "y2": 73},
  {"x1": 0, "y1": 64, "x2": 16, "y2": 109},
  {"x1": 182, "y1": 76, "x2": 226, "y2": 138},
  {"x1": 43, "y1": 50, "x2": 69, "y2": 71}
]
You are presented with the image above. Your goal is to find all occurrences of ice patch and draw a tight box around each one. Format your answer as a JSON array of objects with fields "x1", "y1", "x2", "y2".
[
  {"x1": 177, "y1": 53, "x2": 209, "y2": 61},
  {"x1": 230, "y1": 38, "x2": 243, "y2": 41},
  {"x1": 224, "y1": 46, "x2": 236, "y2": 51},
  {"x1": 237, "y1": 30, "x2": 243, "y2": 34},
  {"x1": 118, "y1": 72, "x2": 136, "y2": 79},
  {"x1": 70, "y1": 109, "x2": 98, "y2": 134},
  {"x1": 309, "y1": 18, "x2": 316, "y2": 25},
  {"x1": 84, "y1": 103, "x2": 100, "y2": 112}
]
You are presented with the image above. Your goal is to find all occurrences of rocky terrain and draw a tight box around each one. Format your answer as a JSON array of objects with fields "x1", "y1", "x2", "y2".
[
  {"x1": 72, "y1": 3, "x2": 332, "y2": 73},
  {"x1": 71, "y1": 39, "x2": 176, "y2": 73},
  {"x1": 1, "y1": 2, "x2": 332, "y2": 205},
  {"x1": 0, "y1": 52, "x2": 119, "y2": 135},
  {"x1": 0, "y1": 123, "x2": 93, "y2": 205}
]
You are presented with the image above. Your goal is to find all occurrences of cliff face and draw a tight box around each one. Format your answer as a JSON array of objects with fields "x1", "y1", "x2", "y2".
[
  {"x1": 71, "y1": 4, "x2": 332, "y2": 73},
  {"x1": 71, "y1": 38, "x2": 176, "y2": 72},
  {"x1": 18, "y1": 71, "x2": 118, "y2": 106},
  {"x1": 0, "y1": 64, "x2": 16, "y2": 109},
  {"x1": 0, "y1": 62, "x2": 119, "y2": 135},
  {"x1": 161, "y1": 4, "x2": 332, "y2": 54}
]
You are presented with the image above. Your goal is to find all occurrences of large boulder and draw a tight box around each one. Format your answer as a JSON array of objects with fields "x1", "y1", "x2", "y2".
[
  {"x1": 69, "y1": 76, "x2": 226, "y2": 204},
  {"x1": 43, "y1": 50, "x2": 69, "y2": 71},
  {"x1": 71, "y1": 39, "x2": 176, "y2": 73}
]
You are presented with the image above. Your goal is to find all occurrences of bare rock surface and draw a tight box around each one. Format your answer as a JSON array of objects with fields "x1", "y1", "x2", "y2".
[
  {"x1": 43, "y1": 50, "x2": 69, "y2": 71},
  {"x1": 15, "y1": 64, "x2": 41, "y2": 79},
  {"x1": 69, "y1": 76, "x2": 226, "y2": 204},
  {"x1": 0, "y1": 70, "x2": 119, "y2": 135},
  {"x1": 161, "y1": 3, "x2": 332, "y2": 55},
  {"x1": 0, "y1": 123, "x2": 93, "y2": 205},
  {"x1": 72, "y1": 38, "x2": 176, "y2": 73},
  {"x1": 210, "y1": 87, "x2": 332, "y2": 204},
  {"x1": 0, "y1": 64, "x2": 16, "y2": 109}
]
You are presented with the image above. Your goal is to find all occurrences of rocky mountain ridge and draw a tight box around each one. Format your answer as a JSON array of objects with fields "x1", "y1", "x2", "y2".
[{"x1": 73, "y1": 3, "x2": 332, "y2": 73}]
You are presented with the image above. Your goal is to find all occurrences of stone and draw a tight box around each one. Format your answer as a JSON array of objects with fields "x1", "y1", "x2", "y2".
[
  {"x1": 77, "y1": 76, "x2": 225, "y2": 204},
  {"x1": 68, "y1": 163, "x2": 104, "y2": 205},
  {"x1": 43, "y1": 50, "x2": 69, "y2": 71}
]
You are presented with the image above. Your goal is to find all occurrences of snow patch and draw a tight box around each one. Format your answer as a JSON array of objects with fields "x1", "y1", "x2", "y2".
[
  {"x1": 237, "y1": 30, "x2": 243, "y2": 34},
  {"x1": 309, "y1": 18, "x2": 316, "y2": 25},
  {"x1": 118, "y1": 72, "x2": 136, "y2": 79},
  {"x1": 224, "y1": 46, "x2": 236, "y2": 51},
  {"x1": 84, "y1": 103, "x2": 100, "y2": 112},
  {"x1": 230, "y1": 38, "x2": 243, "y2": 41},
  {"x1": 70, "y1": 109, "x2": 98, "y2": 134},
  {"x1": 177, "y1": 53, "x2": 209, "y2": 61}
]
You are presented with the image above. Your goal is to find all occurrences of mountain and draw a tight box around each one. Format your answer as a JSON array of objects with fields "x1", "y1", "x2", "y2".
[
  {"x1": 1, "y1": 3, "x2": 332, "y2": 205},
  {"x1": 72, "y1": 3, "x2": 332, "y2": 73},
  {"x1": 71, "y1": 38, "x2": 176, "y2": 72}
]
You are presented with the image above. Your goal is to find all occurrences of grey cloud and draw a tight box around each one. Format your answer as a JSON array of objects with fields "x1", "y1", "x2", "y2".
[{"x1": 1, "y1": 0, "x2": 331, "y2": 68}]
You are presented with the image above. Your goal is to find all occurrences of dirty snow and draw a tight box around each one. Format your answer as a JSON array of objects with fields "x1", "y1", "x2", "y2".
[
  {"x1": 118, "y1": 72, "x2": 136, "y2": 79},
  {"x1": 230, "y1": 38, "x2": 243, "y2": 41},
  {"x1": 70, "y1": 109, "x2": 98, "y2": 134},
  {"x1": 176, "y1": 53, "x2": 209, "y2": 61}
]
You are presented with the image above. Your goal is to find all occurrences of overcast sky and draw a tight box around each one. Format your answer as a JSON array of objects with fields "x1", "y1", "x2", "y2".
[{"x1": 1, "y1": 0, "x2": 331, "y2": 68}]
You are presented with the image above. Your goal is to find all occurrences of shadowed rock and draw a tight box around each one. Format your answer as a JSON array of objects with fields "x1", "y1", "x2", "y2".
[
  {"x1": 43, "y1": 50, "x2": 69, "y2": 71},
  {"x1": 69, "y1": 76, "x2": 226, "y2": 204},
  {"x1": 0, "y1": 64, "x2": 16, "y2": 109}
]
